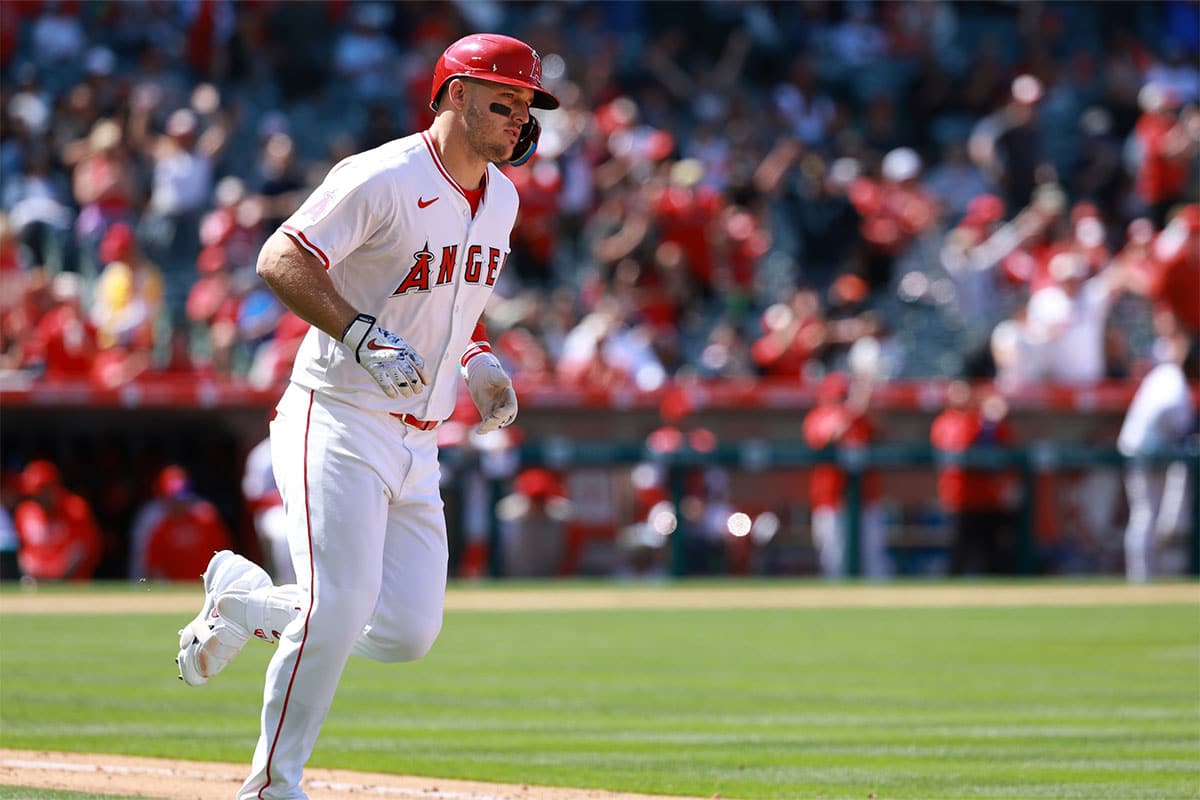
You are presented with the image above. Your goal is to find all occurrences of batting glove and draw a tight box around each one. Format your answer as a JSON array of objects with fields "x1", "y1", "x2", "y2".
[
  {"x1": 341, "y1": 313, "x2": 428, "y2": 399},
  {"x1": 463, "y1": 352, "x2": 518, "y2": 434}
]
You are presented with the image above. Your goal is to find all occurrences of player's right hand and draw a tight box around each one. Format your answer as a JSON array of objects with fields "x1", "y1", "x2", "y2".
[{"x1": 340, "y1": 313, "x2": 428, "y2": 399}]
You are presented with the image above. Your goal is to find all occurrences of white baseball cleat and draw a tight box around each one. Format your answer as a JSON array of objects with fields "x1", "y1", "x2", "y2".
[
  {"x1": 176, "y1": 550, "x2": 273, "y2": 686},
  {"x1": 215, "y1": 585, "x2": 301, "y2": 646}
]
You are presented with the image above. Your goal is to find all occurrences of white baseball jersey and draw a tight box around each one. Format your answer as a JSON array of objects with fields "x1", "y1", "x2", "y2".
[{"x1": 280, "y1": 130, "x2": 515, "y2": 419}]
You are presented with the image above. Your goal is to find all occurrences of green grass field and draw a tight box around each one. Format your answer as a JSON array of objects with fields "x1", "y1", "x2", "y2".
[
  {"x1": 1, "y1": 584, "x2": 1198, "y2": 800},
  {"x1": 0, "y1": 790, "x2": 151, "y2": 800}
]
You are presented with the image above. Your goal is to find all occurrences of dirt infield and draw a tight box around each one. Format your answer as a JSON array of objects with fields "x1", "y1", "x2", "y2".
[
  {"x1": 1, "y1": 582, "x2": 1195, "y2": 799},
  {"x1": 3, "y1": 580, "x2": 1197, "y2": 615},
  {"x1": 0, "y1": 749, "x2": 708, "y2": 800}
]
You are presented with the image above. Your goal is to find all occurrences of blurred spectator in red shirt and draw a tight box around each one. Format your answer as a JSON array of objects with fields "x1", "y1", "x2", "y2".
[
  {"x1": 997, "y1": 184, "x2": 1069, "y2": 292},
  {"x1": 0, "y1": 213, "x2": 20, "y2": 274},
  {"x1": 849, "y1": 147, "x2": 939, "y2": 291},
  {"x1": 652, "y1": 159, "x2": 725, "y2": 294},
  {"x1": 721, "y1": 204, "x2": 771, "y2": 298},
  {"x1": 930, "y1": 382, "x2": 1020, "y2": 575},
  {"x1": 801, "y1": 372, "x2": 889, "y2": 578},
  {"x1": 1126, "y1": 205, "x2": 1200, "y2": 335},
  {"x1": 504, "y1": 158, "x2": 563, "y2": 288},
  {"x1": 130, "y1": 465, "x2": 233, "y2": 581},
  {"x1": 752, "y1": 288, "x2": 826, "y2": 379},
  {"x1": 23, "y1": 272, "x2": 97, "y2": 379},
  {"x1": 496, "y1": 468, "x2": 572, "y2": 577},
  {"x1": 186, "y1": 243, "x2": 240, "y2": 373},
  {"x1": 247, "y1": 310, "x2": 310, "y2": 389},
  {"x1": 12, "y1": 460, "x2": 103, "y2": 581},
  {"x1": 0, "y1": 255, "x2": 53, "y2": 370},
  {"x1": 1131, "y1": 83, "x2": 1194, "y2": 226},
  {"x1": 199, "y1": 176, "x2": 268, "y2": 272}
]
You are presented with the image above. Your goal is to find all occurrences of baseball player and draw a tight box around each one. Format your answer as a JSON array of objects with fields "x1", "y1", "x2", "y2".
[{"x1": 174, "y1": 33, "x2": 557, "y2": 800}]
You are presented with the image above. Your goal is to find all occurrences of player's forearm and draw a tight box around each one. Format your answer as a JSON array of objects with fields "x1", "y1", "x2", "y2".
[{"x1": 257, "y1": 230, "x2": 359, "y2": 340}]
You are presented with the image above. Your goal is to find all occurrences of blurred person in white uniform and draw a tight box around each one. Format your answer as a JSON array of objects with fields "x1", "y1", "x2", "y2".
[
  {"x1": 242, "y1": 436, "x2": 294, "y2": 583},
  {"x1": 1025, "y1": 251, "x2": 1128, "y2": 385},
  {"x1": 1117, "y1": 328, "x2": 1198, "y2": 582}
]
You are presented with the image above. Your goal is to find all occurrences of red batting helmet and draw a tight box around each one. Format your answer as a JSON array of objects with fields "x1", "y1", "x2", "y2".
[
  {"x1": 155, "y1": 465, "x2": 192, "y2": 499},
  {"x1": 20, "y1": 460, "x2": 61, "y2": 495},
  {"x1": 430, "y1": 33, "x2": 559, "y2": 112}
]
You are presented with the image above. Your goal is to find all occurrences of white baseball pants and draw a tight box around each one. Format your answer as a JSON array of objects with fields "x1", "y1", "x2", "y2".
[
  {"x1": 811, "y1": 503, "x2": 890, "y2": 579},
  {"x1": 238, "y1": 383, "x2": 448, "y2": 800},
  {"x1": 1122, "y1": 462, "x2": 1190, "y2": 583}
]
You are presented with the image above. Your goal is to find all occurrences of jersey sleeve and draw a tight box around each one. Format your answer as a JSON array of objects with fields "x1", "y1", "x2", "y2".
[
  {"x1": 461, "y1": 319, "x2": 494, "y2": 367},
  {"x1": 279, "y1": 162, "x2": 395, "y2": 270}
]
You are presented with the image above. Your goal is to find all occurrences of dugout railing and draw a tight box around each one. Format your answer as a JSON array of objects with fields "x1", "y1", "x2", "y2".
[{"x1": 489, "y1": 439, "x2": 1200, "y2": 579}]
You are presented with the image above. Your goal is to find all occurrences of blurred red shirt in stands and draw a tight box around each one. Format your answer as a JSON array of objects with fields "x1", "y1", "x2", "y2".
[
  {"x1": 495, "y1": 326, "x2": 553, "y2": 383},
  {"x1": 848, "y1": 150, "x2": 938, "y2": 258},
  {"x1": 752, "y1": 288, "x2": 825, "y2": 378},
  {"x1": 930, "y1": 383, "x2": 1016, "y2": 512},
  {"x1": 801, "y1": 373, "x2": 881, "y2": 511},
  {"x1": 724, "y1": 207, "x2": 771, "y2": 293},
  {"x1": 1147, "y1": 205, "x2": 1200, "y2": 333},
  {"x1": 653, "y1": 177, "x2": 724, "y2": 289},
  {"x1": 1001, "y1": 202, "x2": 1106, "y2": 293},
  {"x1": 248, "y1": 310, "x2": 310, "y2": 387},
  {"x1": 141, "y1": 465, "x2": 233, "y2": 581},
  {"x1": 1, "y1": 267, "x2": 50, "y2": 369},
  {"x1": 23, "y1": 273, "x2": 98, "y2": 378},
  {"x1": 1133, "y1": 86, "x2": 1191, "y2": 209},
  {"x1": 504, "y1": 158, "x2": 562, "y2": 280},
  {"x1": 13, "y1": 460, "x2": 103, "y2": 581}
]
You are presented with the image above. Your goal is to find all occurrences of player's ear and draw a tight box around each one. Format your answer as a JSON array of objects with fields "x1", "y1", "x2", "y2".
[{"x1": 447, "y1": 78, "x2": 471, "y2": 110}]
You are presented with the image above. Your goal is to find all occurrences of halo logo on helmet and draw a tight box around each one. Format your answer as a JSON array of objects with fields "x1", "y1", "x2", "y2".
[
  {"x1": 529, "y1": 50, "x2": 542, "y2": 84},
  {"x1": 430, "y1": 34, "x2": 559, "y2": 112}
]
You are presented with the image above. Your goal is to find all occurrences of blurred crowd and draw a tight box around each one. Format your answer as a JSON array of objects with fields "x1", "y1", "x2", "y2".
[
  {"x1": 2, "y1": 1, "x2": 1199, "y2": 582},
  {"x1": 2, "y1": 0, "x2": 1198, "y2": 392}
]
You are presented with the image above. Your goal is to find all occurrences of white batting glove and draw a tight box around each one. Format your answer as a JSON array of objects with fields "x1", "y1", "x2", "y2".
[
  {"x1": 341, "y1": 313, "x2": 428, "y2": 399},
  {"x1": 463, "y1": 352, "x2": 518, "y2": 434}
]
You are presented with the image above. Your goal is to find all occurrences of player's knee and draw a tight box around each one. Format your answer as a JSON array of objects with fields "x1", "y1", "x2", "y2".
[
  {"x1": 361, "y1": 616, "x2": 443, "y2": 663},
  {"x1": 310, "y1": 588, "x2": 379, "y2": 639}
]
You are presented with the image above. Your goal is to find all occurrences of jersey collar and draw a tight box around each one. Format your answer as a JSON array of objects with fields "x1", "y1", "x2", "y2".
[{"x1": 421, "y1": 130, "x2": 488, "y2": 206}]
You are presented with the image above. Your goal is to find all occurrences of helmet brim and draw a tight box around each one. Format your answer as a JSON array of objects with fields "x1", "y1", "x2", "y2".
[{"x1": 432, "y1": 74, "x2": 559, "y2": 111}]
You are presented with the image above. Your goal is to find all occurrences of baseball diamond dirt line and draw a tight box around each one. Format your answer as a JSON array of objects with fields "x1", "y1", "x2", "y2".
[
  {"x1": 0, "y1": 582, "x2": 1196, "y2": 615},
  {"x1": 0, "y1": 750, "x2": 708, "y2": 800}
]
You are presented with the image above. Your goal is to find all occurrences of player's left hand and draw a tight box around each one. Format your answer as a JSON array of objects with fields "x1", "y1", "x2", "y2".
[{"x1": 464, "y1": 353, "x2": 518, "y2": 434}]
